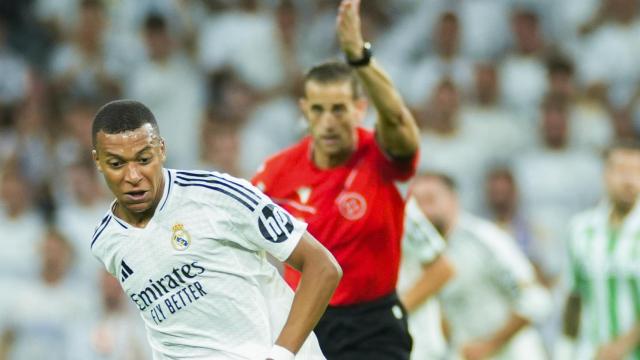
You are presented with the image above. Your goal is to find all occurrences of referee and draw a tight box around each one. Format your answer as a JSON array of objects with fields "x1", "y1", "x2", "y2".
[{"x1": 252, "y1": 0, "x2": 420, "y2": 358}]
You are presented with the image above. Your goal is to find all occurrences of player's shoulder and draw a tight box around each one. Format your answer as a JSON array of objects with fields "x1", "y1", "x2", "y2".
[
  {"x1": 172, "y1": 168, "x2": 265, "y2": 214},
  {"x1": 570, "y1": 204, "x2": 604, "y2": 233},
  {"x1": 459, "y1": 213, "x2": 515, "y2": 251}
]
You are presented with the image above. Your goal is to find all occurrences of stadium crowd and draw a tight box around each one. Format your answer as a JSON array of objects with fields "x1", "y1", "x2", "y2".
[{"x1": 0, "y1": 0, "x2": 639, "y2": 358}]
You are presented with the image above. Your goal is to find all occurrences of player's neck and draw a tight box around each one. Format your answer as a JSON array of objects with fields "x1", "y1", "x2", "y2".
[{"x1": 610, "y1": 201, "x2": 635, "y2": 227}]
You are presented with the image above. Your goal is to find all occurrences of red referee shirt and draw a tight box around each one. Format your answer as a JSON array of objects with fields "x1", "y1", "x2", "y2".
[{"x1": 251, "y1": 127, "x2": 417, "y2": 306}]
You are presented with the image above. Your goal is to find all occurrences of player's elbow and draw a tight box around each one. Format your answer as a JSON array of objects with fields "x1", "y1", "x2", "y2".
[{"x1": 321, "y1": 252, "x2": 342, "y2": 290}]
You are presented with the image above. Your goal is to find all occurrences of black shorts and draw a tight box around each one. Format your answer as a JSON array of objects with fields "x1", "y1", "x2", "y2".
[{"x1": 314, "y1": 292, "x2": 412, "y2": 360}]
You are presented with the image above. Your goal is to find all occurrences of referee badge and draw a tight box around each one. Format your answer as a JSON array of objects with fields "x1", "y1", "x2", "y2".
[{"x1": 171, "y1": 224, "x2": 191, "y2": 251}]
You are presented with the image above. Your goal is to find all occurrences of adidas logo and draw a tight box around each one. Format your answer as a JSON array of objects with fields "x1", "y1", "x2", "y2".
[{"x1": 121, "y1": 260, "x2": 134, "y2": 282}]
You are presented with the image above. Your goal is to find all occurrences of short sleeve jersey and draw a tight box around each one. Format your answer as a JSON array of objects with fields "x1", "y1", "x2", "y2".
[
  {"x1": 440, "y1": 213, "x2": 550, "y2": 344},
  {"x1": 252, "y1": 127, "x2": 417, "y2": 305},
  {"x1": 90, "y1": 169, "x2": 324, "y2": 360}
]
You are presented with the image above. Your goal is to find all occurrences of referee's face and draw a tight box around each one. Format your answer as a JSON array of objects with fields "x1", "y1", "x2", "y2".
[
  {"x1": 93, "y1": 124, "x2": 166, "y2": 220},
  {"x1": 301, "y1": 80, "x2": 366, "y2": 167}
]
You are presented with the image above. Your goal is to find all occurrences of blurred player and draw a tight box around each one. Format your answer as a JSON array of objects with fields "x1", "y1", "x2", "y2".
[
  {"x1": 398, "y1": 197, "x2": 454, "y2": 360},
  {"x1": 89, "y1": 100, "x2": 342, "y2": 360},
  {"x1": 413, "y1": 172, "x2": 550, "y2": 360},
  {"x1": 564, "y1": 141, "x2": 640, "y2": 360},
  {"x1": 252, "y1": 0, "x2": 420, "y2": 358}
]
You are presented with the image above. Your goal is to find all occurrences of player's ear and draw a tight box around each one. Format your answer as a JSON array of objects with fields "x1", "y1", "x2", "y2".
[
  {"x1": 92, "y1": 149, "x2": 103, "y2": 173},
  {"x1": 298, "y1": 97, "x2": 309, "y2": 120},
  {"x1": 159, "y1": 138, "x2": 167, "y2": 162}
]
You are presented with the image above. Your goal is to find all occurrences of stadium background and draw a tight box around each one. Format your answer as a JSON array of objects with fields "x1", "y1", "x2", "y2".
[{"x1": 0, "y1": 0, "x2": 637, "y2": 358}]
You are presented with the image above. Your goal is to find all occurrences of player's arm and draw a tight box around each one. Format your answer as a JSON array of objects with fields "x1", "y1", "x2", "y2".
[
  {"x1": 336, "y1": 0, "x2": 419, "y2": 158},
  {"x1": 462, "y1": 313, "x2": 529, "y2": 360},
  {"x1": 401, "y1": 255, "x2": 454, "y2": 313},
  {"x1": 464, "y1": 234, "x2": 551, "y2": 359},
  {"x1": 595, "y1": 323, "x2": 640, "y2": 359},
  {"x1": 271, "y1": 231, "x2": 342, "y2": 358}
]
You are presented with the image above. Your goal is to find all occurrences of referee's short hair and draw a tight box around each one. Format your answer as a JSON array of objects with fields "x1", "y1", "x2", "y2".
[
  {"x1": 92, "y1": 100, "x2": 159, "y2": 148},
  {"x1": 303, "y1": 60, "x2": 363, "y2": 99}
]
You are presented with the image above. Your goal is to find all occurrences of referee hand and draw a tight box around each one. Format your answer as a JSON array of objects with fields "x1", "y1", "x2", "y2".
[{"x1": 336, "y1": 0, "x2": 365, "y2": 60}]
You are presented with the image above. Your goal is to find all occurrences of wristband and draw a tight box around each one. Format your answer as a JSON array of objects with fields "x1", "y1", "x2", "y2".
[
  {"x1": 346, "y1": 42, "x2": 372, "y2": 67},
  {"x1": 267, "y1": 345, "x2": 295, "y2": 360}
]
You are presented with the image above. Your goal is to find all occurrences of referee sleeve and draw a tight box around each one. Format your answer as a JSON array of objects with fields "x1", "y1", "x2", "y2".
[{"x1": 403, "y1": 197, "x2": 446, "y2": 264}]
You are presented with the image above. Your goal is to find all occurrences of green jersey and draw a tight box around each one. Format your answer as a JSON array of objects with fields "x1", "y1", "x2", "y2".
[{"x1": 569, "y1": 201, "x2": 640, "y2": 359}]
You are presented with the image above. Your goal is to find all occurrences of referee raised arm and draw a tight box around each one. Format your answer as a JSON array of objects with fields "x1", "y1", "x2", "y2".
[{"x1": 252, "y1": 0, "x2": 420, "y2": 358}]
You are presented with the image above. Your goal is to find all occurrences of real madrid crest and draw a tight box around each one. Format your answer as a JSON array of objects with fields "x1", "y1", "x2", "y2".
[{"x1": 171, "y1": 224, "x2": 191, "y2": 251}]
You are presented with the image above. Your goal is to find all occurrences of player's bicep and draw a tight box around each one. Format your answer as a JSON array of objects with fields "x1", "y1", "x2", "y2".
[{"x1": 284, "y1": 231, "x2": 334, "y2": 272}]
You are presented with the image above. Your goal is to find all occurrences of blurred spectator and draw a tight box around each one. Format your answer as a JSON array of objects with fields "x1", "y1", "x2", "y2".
[
  {"x1": 0, "y1": 229, "x2": 92, "y2": 360},
  {"x1": 546, "y1": 54, "x2": 614, "y2": 152},
  {"x1": 239, "y1": 95, "x2": 304, "y2": 177},
  {"x1": 460, "y1": 62, "x2": 533, "y2": 166},
  {"x1": 499, "y1": 8, "x2": 548, "y2": 119},
  {"x1": 87, "y1": 271, "x2": 149, "y2": 360},
  {"x1": 125, "y1": 13, "x2": 204, "y2": 169},
  {"x1": 577, "y1": 0, "x2": 640, "y2": 108},
  {"x1": 54, "y1": 99, "x2": 97, "y2": 170},
  {"x1": 54, "y1": 160, "x2": 110, "y2": 288},
  {"x1": 458, "y1": 0, "x2": 510, "y2": 60},
  {"x1": 200, "y1": 114, "x2": 242, "y2": 177},
  {"x1": 8, "y1": 99, "x2": 52, "y2": 189},
  {"x1": 49, "y1": 0, "x2": 140, "y2": 101},
  {"x1": 484, "y1": 167, "x2": 542, "y2": 276},
  {"x1": 0, "y1": 162, "x2": 46, "y2": 281},
  {"x1": 291, "y1": 1, "x2": 339, "y2": 70},
  {"x1": 197, "y1": 0, "x2": 287, "y2": 92},
  {"x1": 0, "y1": 20, "x2": 28, "y2": 108},
  {"x1": 418, "y1": 80, "x2": 493, "y2": 212},
  {"x1": 404, "y1": 11, "x2": 473, "y2": 107},
  {"x1": 513, "y1": 95, "x2": 602, "y2": 280}
]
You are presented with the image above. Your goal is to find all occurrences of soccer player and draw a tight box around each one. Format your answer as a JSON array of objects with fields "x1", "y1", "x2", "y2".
[
  {"x1": 564, "y1": 141, "x2": 640, "y2": 360},
  {"x1": 398, "y1": 197, "x2": 454, "y2": 360},
  {"x1": 251, "y1": 0, "x2": 420, "y2": 358},
  {"x1": 89, "y1": 100, "x2": 342, "y2": 360},
  {"x1": 412, "y1": 172, "x2": 550, "y2": 360}
]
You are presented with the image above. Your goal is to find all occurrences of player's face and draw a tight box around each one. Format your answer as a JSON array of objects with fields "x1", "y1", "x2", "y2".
[
  {"x1": 412, "y1": 177, "x2": 457, "y2": 236},
  {"x1": 300, "y1": 80, "x2": 366, "y2": 166},
  {"x1": 605, "y1": 149, "x2": 640, "y2": 210},
  {"x1": 93, "y1": 124, "x2": 166, "y2": 218}
]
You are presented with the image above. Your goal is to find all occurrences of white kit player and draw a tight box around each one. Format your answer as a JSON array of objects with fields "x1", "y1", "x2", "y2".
[
  {"x1": 411, "y1": 173, "x2": 551, "y2": 360},
  {"x1": 89, "y1": 100, "x2": 342, "y2": 360},
  {"x1": 398, "y1": 197, "x2": 454, "y2": 360}
]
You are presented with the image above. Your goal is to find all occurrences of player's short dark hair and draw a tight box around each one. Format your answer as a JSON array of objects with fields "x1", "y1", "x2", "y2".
[
  {"x1": 414, "y1": 171, "x2": 457, "y2": 192},
  {"x1": 604, "y1": 140, "x2": 640, "y2": 160},
  {"x1": 303, "y1": 61, "x2": 363, "y2": 99},
  {"x1": 92, "y1": 100, "x2": 159, "y2": 148}
]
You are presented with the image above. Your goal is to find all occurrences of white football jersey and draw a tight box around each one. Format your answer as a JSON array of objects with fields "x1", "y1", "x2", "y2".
[{"x1": 90, "y1": 168, "x2": 325, "y2": 359}]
